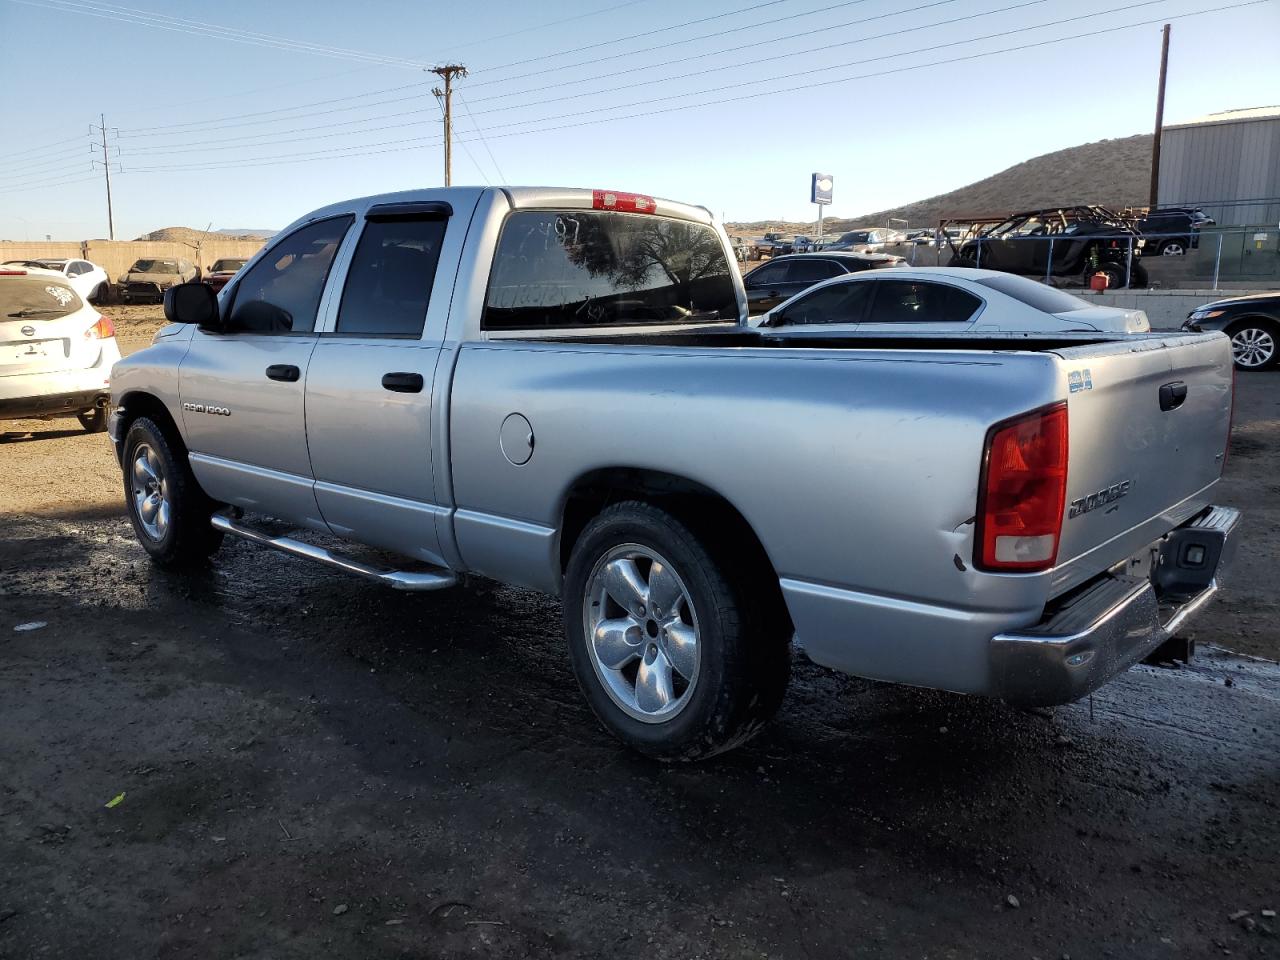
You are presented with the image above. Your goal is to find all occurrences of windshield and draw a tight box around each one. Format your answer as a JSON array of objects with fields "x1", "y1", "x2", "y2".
[
  {"x1": 211, "y1": 259, "x2": 247, "y2": 272},
  {"x1": 129, "y1": 259, "x2": 180, "y2": 273},
  {"x1": 975, "y1": 274, "x2": 1092, "y2": 314},
  {"x1": 1, "y1": 277, "x2": 83, "y2": 319},
  {"x1": 484, "y1": 210, "x2": 737, "y2": 330}
]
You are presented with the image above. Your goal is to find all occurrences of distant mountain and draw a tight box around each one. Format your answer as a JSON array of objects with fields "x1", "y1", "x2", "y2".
[
  {"x1": 214, "y1": 228, "x2": 276, "y2": 239},
  {"x1": 134, "y1": 226, "x2": 275, "y2": 242},
  {"x1": 728, "y1": 134, "x2": 1154, "y2": 235}
]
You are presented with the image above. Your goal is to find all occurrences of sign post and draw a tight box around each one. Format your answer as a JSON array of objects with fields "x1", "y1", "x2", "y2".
[{"x1": 811, "y1": 173, "x2": 833, "y2": 247}]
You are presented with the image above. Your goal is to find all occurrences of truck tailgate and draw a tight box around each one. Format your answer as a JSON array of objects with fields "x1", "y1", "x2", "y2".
[{"x1": 1050, "y1": 332, "x2": 1232, "y2": 593}]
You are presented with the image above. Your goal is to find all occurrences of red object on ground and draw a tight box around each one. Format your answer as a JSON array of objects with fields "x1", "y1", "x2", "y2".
[{"x1": 1089, "y1": 273, "x2": 1110, "y2": 291}]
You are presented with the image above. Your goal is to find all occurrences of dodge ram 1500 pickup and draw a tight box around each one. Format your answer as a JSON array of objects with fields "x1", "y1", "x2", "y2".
[{"x1": 108, "y1": 186, "x2": 1240, "y2": 760}]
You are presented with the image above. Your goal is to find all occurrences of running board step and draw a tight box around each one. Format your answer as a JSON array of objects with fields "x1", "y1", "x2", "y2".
[{"x1": 211, "y1": 513, "x2": 457, "y2": 592}]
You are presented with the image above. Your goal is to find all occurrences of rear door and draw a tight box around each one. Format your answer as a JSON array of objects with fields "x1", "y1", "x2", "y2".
[
  {"x1": 855, "y1": 278, "x2": 984, "y2": 333},
  {"x1": 179, "y1": 214, "x2": 353, "y2": 529},
  {"x1": 304, "y1": 201, "x2": 454, "y2": 566},
  {"x1": 1051, "y1": 334, "x2": 1233, "y2": 591}
]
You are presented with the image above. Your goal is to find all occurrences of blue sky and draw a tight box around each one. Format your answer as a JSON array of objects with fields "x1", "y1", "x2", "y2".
[{"x1": 1, "y1": 0, "x2": 1277, "y2": 240}]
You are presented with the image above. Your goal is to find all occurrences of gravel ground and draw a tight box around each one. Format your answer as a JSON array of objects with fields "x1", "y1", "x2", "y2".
[{"x1": 1, "y1": 310, "x2": 1278, "y2": 958}]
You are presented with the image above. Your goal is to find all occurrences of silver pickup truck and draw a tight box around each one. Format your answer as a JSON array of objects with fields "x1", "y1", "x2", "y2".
[{"x1": 108, "y1": 186, "x2": 1239, "y2": 760}]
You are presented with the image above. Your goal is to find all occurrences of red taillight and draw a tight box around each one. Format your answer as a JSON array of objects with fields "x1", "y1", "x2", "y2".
[
  {"x1": 592, "y1": 189, "x2": 656, "y2": 214},
  {"x1": 86, "y1": 314, "x2": 115, "y2": 339},
  {"x1": 0, "y1": 269, "x2": 26, "y2": 276},
  {"x1": 976, "y1": 403, "x2": 1069, "y2": 572}
]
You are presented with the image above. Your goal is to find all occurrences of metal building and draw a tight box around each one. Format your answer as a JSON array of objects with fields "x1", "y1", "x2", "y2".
[{"x1": 1158, "y1": 106, "x2": 1280, "y2": 226}]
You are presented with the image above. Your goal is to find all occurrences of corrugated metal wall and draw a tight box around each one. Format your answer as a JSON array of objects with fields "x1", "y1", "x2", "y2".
[{"x1": 1159, "y1": 117, "x2": 1280, "y2": 226}]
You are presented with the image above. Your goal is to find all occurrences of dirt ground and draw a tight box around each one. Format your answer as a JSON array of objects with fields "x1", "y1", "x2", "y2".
[{"x1": 2, "y1": 310, "x2": 1278, "y2": 958}]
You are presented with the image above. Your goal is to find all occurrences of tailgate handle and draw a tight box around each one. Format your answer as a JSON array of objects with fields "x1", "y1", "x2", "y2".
[{"x1": 1159, "y1": 380, "x2": 1188, "y2": 411}]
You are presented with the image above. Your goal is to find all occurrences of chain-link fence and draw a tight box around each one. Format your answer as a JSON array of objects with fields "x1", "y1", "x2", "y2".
[{"x1": 897, "y1": 227, "x2": 1280, "y2": 290}]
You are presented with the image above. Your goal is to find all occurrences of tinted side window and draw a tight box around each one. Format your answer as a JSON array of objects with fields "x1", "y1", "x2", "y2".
[
  {"x1": 776, "y1": 281, "x2": 872, "y2": 326},
  {"x1": 484, "y1": 211, "x2": 737, "y2": 330},
  {"x1": 227, "y1": 215, "x2": 353, "y2": 334},
  {"x1": 785, "y1": 260, "x2": 842, "y2": 283},
  {"x1": 335, "y1": 217, "x2": 446, "y2": 336},
  {"x1": 745, "y1": 262, "x2": 786, "y2": 286},
  {"x1": 867, "y1": 280, "x2": 982, "y2": 324}
]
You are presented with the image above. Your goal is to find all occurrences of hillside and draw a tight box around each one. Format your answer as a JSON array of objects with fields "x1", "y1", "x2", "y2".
[
  {"x1": 728, "y1": 133, "x2": 1154, "y2": 235},
  {"x1": 135, "y1": 226, "x2": 274, "y2": 242}
]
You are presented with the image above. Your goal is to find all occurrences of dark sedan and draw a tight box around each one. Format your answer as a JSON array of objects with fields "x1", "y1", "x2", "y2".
[
  {"x1": 743, "y1": 251, "x2": 905, "y2": 313},
  {"x1": 1182, "y1": 291, "x2": 1280, "y2": 370}
]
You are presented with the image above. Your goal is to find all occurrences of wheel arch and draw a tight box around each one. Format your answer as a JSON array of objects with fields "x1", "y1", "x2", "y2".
[
  {"x1": 114, "y1": 390, "x2": 186, "y2": 459},
  {"x1": 557, "y1": 467, "x2": 792, "y2": 632}
]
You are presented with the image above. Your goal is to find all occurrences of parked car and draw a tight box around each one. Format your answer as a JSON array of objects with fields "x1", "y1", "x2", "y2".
[
  {"x1": 948, "y1": 206, "x2": 1148, "y2": 288},
  {"x1": 748, "y1": 232, "x2": 793, "y2": 260},
  {"x1": 749, "y1": 267, "x2": 1151, "y2": 333},
  {"x1": 743, "y1": 251, "x2": 905, "y2": 313},
  {"x1": 109, "y1": 185, "x2": 1238, "y2": 760},
  {"x1": 0, "y1": 266, "x2": 118, "y2": 431},
  {"x1": 201, "y1": 258, "x2": 249, "y2": 294},
  {"x1": 117, "y1": 257, "x2": 198, "y2": 304},
  {"x1": 824, "y1": 228, "x2": 900, "y2": 253},
  {"x1": 1138, "y1": 206, "x2": 1215, "y2": 256},
  {"x1": 1182, "y1": 290, "x2": 1280, "y2": 370},
  {"x1": 1, "y1": 257, "x2": 110, "y2": 303}
]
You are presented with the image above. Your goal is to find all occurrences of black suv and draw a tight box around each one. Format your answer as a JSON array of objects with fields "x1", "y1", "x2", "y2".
[
  {"x1": 948, "y1": 206, "x2": 1147, "y2": 288},
  {"x1": 1137, "y1": 207, "x2": 1215, "y2": 256},
  {"x1": 742, "y1": 251, "x2": 905, "y2": 313}
]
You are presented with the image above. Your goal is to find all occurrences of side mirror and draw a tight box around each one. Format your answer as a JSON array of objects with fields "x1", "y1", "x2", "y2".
[{"x1": 164, "y1": 282, "x2": 221, "y2": 331}]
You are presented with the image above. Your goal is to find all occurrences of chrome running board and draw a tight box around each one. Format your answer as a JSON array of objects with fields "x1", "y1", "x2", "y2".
[{"x1": 211, "y1": 513, "x2": 457, "y2": 592}]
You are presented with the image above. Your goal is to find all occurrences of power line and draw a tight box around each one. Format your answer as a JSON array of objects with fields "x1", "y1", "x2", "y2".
[
  {"x1": 470, "y1": 0, "x2": 791, "y2": 74},
  {"x1": 443, "y1": 0, "x2": 657, "y2": 51},
  {"x1": 114, "y1": 0, "x2": 1036, "y2": 156},
  {"x1": 0, "y1": 174, "x2": 100, "y2": 195},
  {"x1": 5, "y1": 0, "x2": 433, "y2": 68},
  {"x1": 0, "y1": 135, "x2": 90, "y2": 161},
  {"x1": 456, "y1": 93, "x2": 507, "y2": 183},
  {"x1": 122, "y1": 0, "x2": 1262, "y2": 177}
]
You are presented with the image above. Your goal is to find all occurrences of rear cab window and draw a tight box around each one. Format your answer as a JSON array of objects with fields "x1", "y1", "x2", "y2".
[{"x1": 483, "y1": 210, "x2": 737, "y2": 331}]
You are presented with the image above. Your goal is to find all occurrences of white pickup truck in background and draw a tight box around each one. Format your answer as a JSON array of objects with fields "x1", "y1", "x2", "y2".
[{"x1": 107, "y1": 186, "x2": 1239, "y2": 759}]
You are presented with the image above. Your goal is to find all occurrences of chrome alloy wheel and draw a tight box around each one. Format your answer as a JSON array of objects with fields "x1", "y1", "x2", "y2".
[
  {"x1": 583, "y1": 545, "x2": 701, "y2": 723},
  {"x1": 1231, "y1": 327, "x2": 1276, "y2": 369},
  {"x1": 131, "y1": 443, "x2": 170, "y2": 541}
]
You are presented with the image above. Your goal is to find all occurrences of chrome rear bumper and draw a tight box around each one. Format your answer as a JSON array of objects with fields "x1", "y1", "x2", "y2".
[{"x1": 991, "y1": 505, "x2": 1240, "y2": 705}]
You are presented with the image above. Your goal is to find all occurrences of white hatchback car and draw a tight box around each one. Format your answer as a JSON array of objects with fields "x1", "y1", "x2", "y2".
[
  {"x1": 751, "y1": 267, "x2": 1151, "y2": 334},
  {"x1": 1, "y1": 267, "x2": 120, "y2": 432},
  {"x1": 1, "y1": 257, "x2": 111, "y2": 304}
]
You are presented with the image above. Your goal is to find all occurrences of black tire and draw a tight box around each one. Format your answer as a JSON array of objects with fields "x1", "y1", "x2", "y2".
[
  {"x1": 77, "y1": 407, "x2": 107, "y2": 433},
  {"x1": 1129, "y1": 261, "x2": 1149, "y2": 288},
  {"x1": 90, "y1": 282, "x2": 110, "y2": 305},
  {"x1": 122, "y1": 416, "x2": 224, "y2": 568},
  {"x1": 1225, "y1": 318, "x2": 1280, "y2": 371},
  {"x1": 563, "y1": 500, "x2": 790, "y2": 761},
  {"x1": 1159, "y1": 238, "x2": 1187, "y2": 256}
]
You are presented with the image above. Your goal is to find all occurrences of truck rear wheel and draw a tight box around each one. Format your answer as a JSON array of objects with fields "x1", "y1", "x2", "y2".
[
  {"x1": 122, "y1": 416, "x2": 224, "y2": 568},
  {"x1": 563, "y1": 500, "x2": 789, "y2": 761}
]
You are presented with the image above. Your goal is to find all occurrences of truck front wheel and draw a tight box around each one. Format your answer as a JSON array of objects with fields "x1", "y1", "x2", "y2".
[
  {"x1": 122, "y1": 416, "x2": 224, "y2": 568},
  {"x1": 563, "y1": 500, "x2": 789, "y2": 760}
]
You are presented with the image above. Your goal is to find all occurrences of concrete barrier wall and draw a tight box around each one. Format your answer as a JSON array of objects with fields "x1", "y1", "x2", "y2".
[
  {"x1": 0, "y1": 238, "x2": 267, "y2": 282},
  {"x1": 1077, "y1": 288, "x2": 1252, "y2": 329}
]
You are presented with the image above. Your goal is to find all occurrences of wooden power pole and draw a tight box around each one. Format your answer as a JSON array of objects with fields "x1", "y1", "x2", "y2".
[
  {"x1": 1149, "y1": 24, "x2": 1171, "y2": 209},
  {"x1": 430, "y1": 64, "x2": 468, "y2": 187}
]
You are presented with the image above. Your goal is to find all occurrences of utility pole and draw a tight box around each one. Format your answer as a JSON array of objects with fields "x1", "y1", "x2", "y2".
[
  {"x1": 430, "y1": 64, "x2": 468, "y2": 187},
  {"x1": 95, "y1": 113, "x2": 116, "y2": 240},
  {"x1": 1149, "y1": 24, "x2": 1171, "y2": 209}
]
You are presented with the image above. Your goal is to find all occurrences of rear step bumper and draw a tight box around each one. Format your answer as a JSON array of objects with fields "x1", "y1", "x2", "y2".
[
  {"x1": 0, "y1": 389, "x2": 108, "y2": 420},
  {"x1": 991, "y1": 505, "x2": 1240, "y2": 705},
  {"x1": 211, "y1": 513, "x2": 457, "y2": 592}
]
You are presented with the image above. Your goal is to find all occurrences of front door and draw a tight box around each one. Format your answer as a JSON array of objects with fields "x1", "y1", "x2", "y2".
[
  {"x1": 179, "y1": 214, "x2": 354, "y2": 530},
  {"x1": 304, "y1": 203, "x2": 452, "y2": 566}
]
